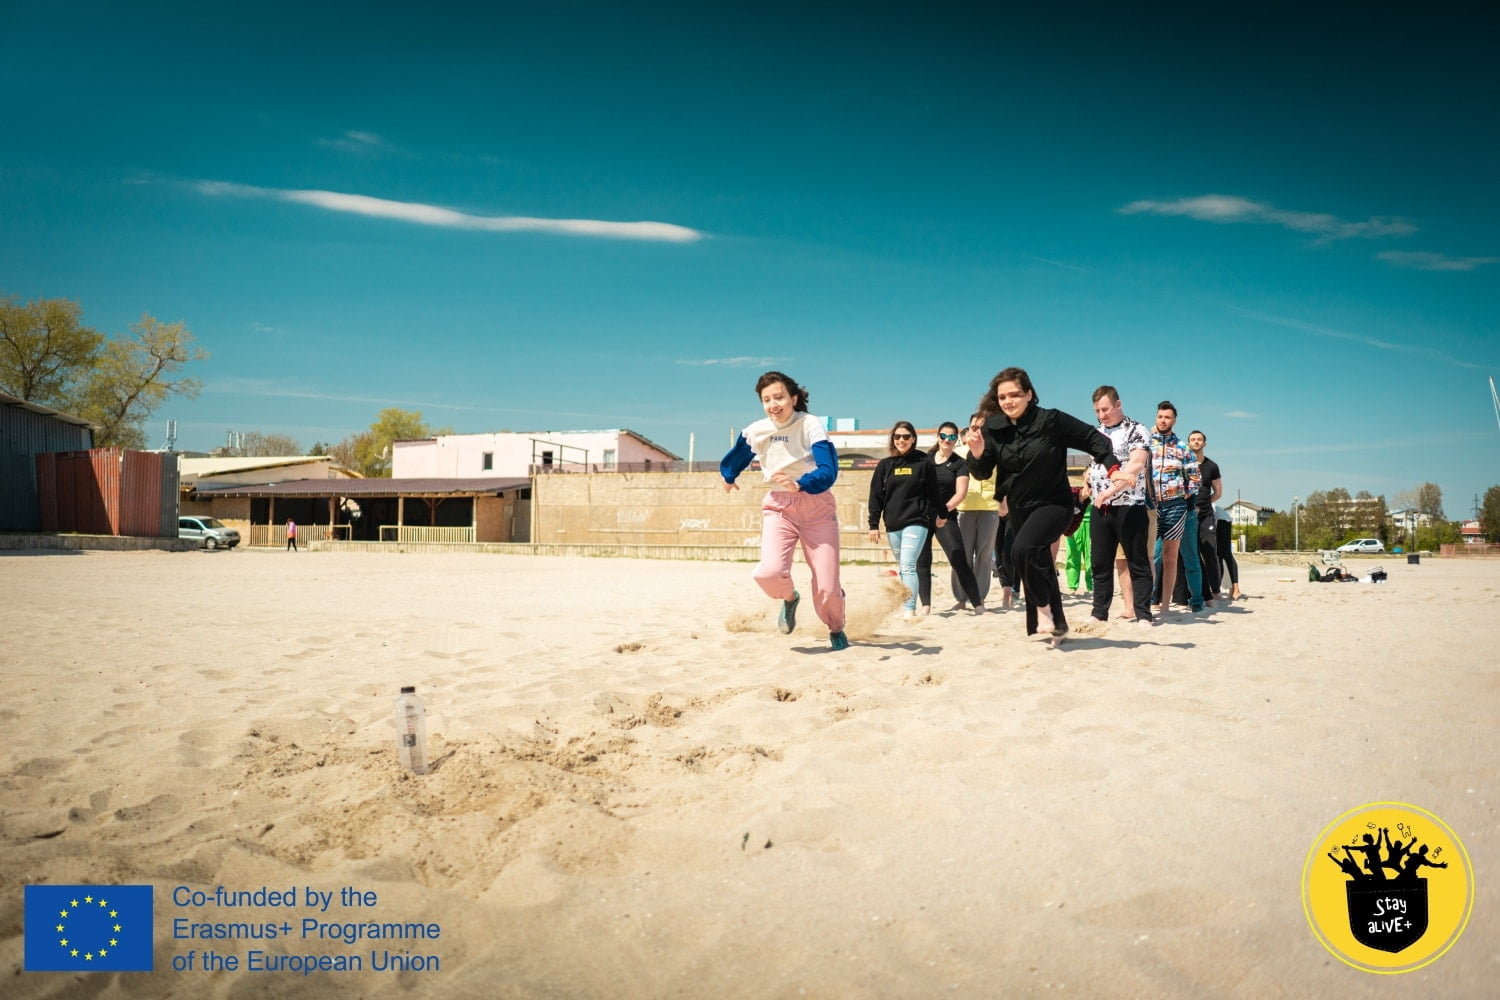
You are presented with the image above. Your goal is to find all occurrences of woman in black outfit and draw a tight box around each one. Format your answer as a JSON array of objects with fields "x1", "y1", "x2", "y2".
[
  {"x1": 868, "y1": 420, "x2": 942, "y2": 619},
  {"x1": 917, "y1": 421, "x2": 986, "y2": 614},
  {"x1": 966, "y1": 367, "x2": 1128, "y2": 645}
]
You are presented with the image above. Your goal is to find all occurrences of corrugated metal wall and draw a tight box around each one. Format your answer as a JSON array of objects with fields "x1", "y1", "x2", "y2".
[
  {"x1": 35, "y1": 449, "x2": 178, "y2": 537},
  {"x1": 0, "y1": 400, "x2": 95, "y2": 531}
]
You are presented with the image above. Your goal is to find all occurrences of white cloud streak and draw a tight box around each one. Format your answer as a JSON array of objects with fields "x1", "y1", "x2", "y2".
[
  {"x1": 1119, "y1": 194, "x2": 1416, "y2": 242},
  {"x1": 674, "y1": 356, "x2": 782, "y2": 367},
  {"x1": 208, "y1": 378, "x2": 659, "y2": 422},
  {"x1": 1231, "y1": 307, "x2": 1490, "y2": 371},
  {"x1": 1221, "y1": 410, "x2": 1259, "y2": 419},
  {"x1": 194, "y1": 180, "x2": 704, "y2": 243},
  {"x1": 1376, "y1": 251, "x2": 1499, "y2": 272},
  {"x1": 316, "y1": 130, "x2": 397, "y2": 155}
]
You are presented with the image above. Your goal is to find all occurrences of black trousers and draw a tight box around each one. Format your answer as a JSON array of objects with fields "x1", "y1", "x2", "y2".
[
  {"x1": 1216, "y1": 519, "x2": 1239, "y2": 585},
  {"x1": 1171, "y1": 513, "x2": 1219, "y2": 604},
  {"x1": 995, "y1": 515, "x2": 1019, "y2": 590},
  {"x1": 1005, "y1": 502, "x2": 1072, "y2": 635},
  {"x1": 918, "y1": 518, "x2": 985, "y2": 608},
  {"x1": 1089, "y1": 503, "x2": 1153, "y2": 621}
]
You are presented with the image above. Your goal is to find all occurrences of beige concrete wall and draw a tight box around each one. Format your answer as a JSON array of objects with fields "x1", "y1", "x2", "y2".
[
  {"x1": 182, "y1": 495, "x2": 251, "y2": 528},
  {"x1": 532, "y1": 470, "x2": 888, "y2": 556},
  {"x1": 475, "y1": 494, "x2": 509, "y2": 542},
  {"x1": 0, "y1": 532, "x2": 196, "y2": 552}
]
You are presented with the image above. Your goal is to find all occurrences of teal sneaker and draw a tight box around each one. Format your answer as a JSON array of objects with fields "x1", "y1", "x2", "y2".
[
  {"x1": 778, "y1": 591, "x2": 800, "y2": 634},
  {"x1": 829, "y1": 630, "x2": 849, "y2": 651}
]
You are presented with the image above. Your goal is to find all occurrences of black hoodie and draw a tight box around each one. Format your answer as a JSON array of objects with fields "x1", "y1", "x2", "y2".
[
  {"x1": 869, "y1": 450, "x2": 941, "y2": 531},
  {"x1": 966, "y1": 405, "x2": 1115, "y2": 512}
]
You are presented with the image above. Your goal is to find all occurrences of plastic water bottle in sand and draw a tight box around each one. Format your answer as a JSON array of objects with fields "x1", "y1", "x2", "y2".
[{"x1": 395, "y1": 686, "x2": 429, "y2": 774}]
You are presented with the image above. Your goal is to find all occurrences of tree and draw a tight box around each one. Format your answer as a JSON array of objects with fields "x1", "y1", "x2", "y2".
[
  {"x1": 333, "y1": 408, "x2": 451, "y2": 477},
  {"x1": 1480, "y1": 486, "x2": 1500, "y2": 542},
  {"x1": 1414, "y1": 482, "x2": 1445, "y2": 520},
  {"x1": 0, "y1": 294, "x2": 104, "y2": 406},
  {"x1": 235, "y1": 431, "x2": 304, "y2": 456},
  {"x1": 76, "y1": 315, "x2": 208, "y2": 447}
]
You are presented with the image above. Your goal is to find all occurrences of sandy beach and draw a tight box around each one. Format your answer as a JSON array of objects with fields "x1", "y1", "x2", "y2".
[{"x1": 1, "y1": 548, "x2": 1494, "y2": 997}]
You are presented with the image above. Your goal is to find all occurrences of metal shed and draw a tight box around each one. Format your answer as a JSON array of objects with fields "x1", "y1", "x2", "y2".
[{"x1": 0, "y1": 391, "x2": 96, "y2": 531}]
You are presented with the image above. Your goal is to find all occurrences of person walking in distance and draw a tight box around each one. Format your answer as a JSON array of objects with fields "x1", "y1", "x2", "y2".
[
  {"x1": 286, "y1": 518, "x2": 298, "y2": 552},
  {"x1": 720, "y1": 371, "x2": 849, "y2": 651}
]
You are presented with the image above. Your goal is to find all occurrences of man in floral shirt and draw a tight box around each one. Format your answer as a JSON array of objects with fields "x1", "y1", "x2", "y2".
[{"x1": 1086, "y1": 386, "x2": 1154, "y2": 625}]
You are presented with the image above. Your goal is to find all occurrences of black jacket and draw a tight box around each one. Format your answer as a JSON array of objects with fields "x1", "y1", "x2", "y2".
[
  {"x1": 966, "y1": 405, "x2": 1115, "y2": 512},
  {"x1": 869, "y1": 451, "x2": 941, "y2": 531}
]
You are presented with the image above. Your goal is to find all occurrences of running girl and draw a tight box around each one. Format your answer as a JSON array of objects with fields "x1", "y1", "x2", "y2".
[{"x1": 721, "y1": 371, "x2": 849, "y2": 651}]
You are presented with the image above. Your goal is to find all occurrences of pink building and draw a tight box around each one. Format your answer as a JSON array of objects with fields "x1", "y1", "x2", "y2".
[{"x1": 392, "y1": 430, "x2": 680, "y2": 478}]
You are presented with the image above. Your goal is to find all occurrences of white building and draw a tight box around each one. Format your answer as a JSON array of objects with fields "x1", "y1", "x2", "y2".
[
  {"x1": 1227, "y1": 499, "x2": 1273, "y2": 526},
  {"x1": 392, "y1": 430, "x2": 680, "y2": 478}
]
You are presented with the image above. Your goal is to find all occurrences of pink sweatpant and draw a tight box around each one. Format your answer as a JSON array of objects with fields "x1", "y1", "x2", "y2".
[{"x1": 753, "y1": 490, "x2": 846, "y2": 632}]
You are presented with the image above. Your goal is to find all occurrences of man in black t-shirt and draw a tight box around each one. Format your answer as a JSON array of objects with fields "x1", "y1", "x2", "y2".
[{"x1": 1187, "y1": 430, "x2": 1222, "y2": 602}]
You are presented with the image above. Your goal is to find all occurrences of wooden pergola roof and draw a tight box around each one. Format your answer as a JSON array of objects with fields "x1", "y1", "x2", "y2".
[{"x1": 195, "y1": 477, "x2": 530, "y2": 499}]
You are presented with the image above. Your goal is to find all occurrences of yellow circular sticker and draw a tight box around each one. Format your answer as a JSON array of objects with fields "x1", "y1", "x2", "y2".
[{"x1": 1302, "y1": 802, "x2": 1473, "y2": 973}]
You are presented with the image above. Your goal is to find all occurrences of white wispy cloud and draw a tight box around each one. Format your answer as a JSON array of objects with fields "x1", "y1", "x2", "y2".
[
  {"x1": 208, "y1": 378, "x2": 661, "y2": 422},
  {"x1": 1376, "y1": 250, "x2": 1499, "y2": 272},
  {"x1": 1119, "y1": 194, "x2": 1416, "y2": 242},
  {"x1": 1231, "y1": 307, "x2": 1489, "y2": 371},
  {"x1": 1236, "y1": 430, "x2": 1494, "y2": 457},
  {"x1": 1222, "y1": 410, "x2": 1259, "y2": 419},
  {"x1": 1024, "y1": 255, "x2": 1090, "y2": 274},
  {"x1": 194, "y1": 180, "x2": 705, "y2": 243},
  {"x1": 317, "y1": 130, "x2": 399, "y2": 155},
  {"x1": 674, "y1": 356, "x2": 782, "y2": 367}
]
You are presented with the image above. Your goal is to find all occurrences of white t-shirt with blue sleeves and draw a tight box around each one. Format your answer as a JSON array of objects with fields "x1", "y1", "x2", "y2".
[{"x1": 721, "y1": 412, "x2": 838, "y2": 494}]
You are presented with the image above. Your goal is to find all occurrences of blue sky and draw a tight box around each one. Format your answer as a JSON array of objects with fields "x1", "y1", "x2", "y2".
[{"x1": 3, "y1": 1, "x2": 1496, "y2": 517}]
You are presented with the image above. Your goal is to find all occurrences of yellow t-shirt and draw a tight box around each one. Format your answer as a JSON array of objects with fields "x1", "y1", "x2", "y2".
[{"x1": 954, "y1": 447, "x2": 998, "y2": 512}]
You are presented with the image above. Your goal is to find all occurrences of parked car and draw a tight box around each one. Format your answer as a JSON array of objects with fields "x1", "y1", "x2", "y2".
[
  {"x1": 179, "y1": 516, "x2": 240, "y2": 550},
  {"x1": 1336, "y1": 537, "x2": 1385, "y2": 554}
]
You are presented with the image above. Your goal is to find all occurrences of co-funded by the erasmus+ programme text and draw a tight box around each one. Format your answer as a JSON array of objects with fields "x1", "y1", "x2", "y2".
[{"x1": 170, "y1": 884, "x2": 441, "y2": 974}]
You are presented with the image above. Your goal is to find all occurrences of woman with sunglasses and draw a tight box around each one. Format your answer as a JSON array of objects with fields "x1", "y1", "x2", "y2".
[
  {"x1": 967, "y1": 368, "x2": 1127, "y2": 646},
  {"x1": 868, "y1": 421, "x2": 942, "y2": 619},
  {"x1": 917, "y1": 421, "x2": 986, "y2": 614}
]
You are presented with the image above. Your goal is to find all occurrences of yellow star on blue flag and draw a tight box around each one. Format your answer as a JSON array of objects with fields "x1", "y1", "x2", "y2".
[{"x1": 24, "y1": 885, "x2": 154, "y2": 972}]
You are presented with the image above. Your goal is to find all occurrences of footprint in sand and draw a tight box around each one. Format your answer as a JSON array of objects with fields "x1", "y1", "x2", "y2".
[{"x1": 113, "y1": 792, "x2": 182, "y2": 824}]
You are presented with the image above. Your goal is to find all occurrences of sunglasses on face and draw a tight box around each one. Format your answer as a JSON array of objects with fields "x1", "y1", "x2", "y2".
[
  {"x1": 938, "y1": 432, "x2": 957, "y2": 441},
  {"x1": 893, "y1": 433, "x2": 914, "y2": 441}
]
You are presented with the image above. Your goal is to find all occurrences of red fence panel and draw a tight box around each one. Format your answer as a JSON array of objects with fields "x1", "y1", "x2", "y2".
[{"x1": 34, "y1": 448, "x2": 178, "y2": 537}]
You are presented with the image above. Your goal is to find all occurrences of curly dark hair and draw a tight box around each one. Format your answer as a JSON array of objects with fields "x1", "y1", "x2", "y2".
[
  {"x1": 977, "y1": 366, "x2": 1037, "y2": 418},
  {"x1": 754, "y1": 371, "x2": 809, "y2": 412}
]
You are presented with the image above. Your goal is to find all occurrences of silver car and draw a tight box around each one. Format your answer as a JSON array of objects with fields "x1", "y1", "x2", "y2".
[
  {"x1": 1336, "y1": 537, "x2": 1385, "y2": 554},
  {"x1": 179, "y1": 516, "x2": 241, "y2": 550}
]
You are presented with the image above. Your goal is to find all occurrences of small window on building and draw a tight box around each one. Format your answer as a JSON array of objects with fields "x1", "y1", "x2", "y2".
[
  {"x1": 603, "y1": 449, "x2": 616, "y2": 468},
  {"x1": 541, "y1": 450, "x2": 554, "y2": 466},
  {"x1": 482, "y1": 452, "x2": 493, "y2": 471}
]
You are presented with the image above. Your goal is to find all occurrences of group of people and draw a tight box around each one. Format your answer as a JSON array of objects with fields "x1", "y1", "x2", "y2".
[{"x1": 719, "y1": 368, "x2": 1244, "y2": 652}]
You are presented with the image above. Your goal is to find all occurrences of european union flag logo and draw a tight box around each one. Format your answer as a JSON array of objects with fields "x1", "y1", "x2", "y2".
[{"x1": 23, "y1": 884, "x2": 154, "y2": 972}]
